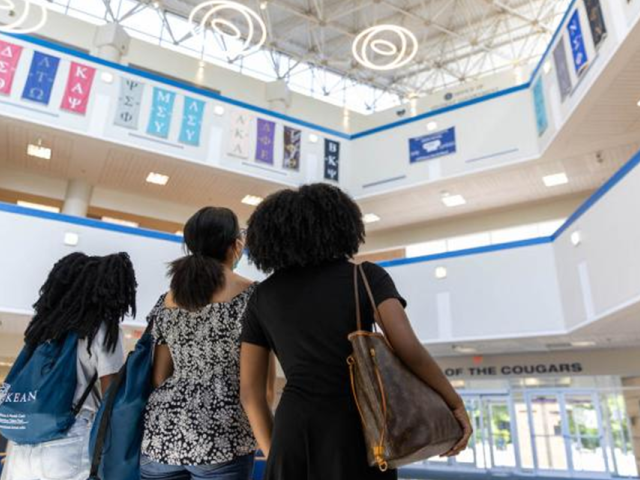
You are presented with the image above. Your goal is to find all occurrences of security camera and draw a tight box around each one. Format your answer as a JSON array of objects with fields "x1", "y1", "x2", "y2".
[{"x1": 396, "y1": 109, "x2": 407, "y2": 117}]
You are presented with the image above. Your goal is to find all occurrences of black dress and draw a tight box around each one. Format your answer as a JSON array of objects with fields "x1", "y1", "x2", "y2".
[{"x1": 241, "y1": 260, "x2": 406, "y2": 480}]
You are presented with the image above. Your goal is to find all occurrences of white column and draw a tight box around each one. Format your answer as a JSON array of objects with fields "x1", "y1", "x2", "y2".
[
  {"x1": 265, "y1": 80, "x2": 292, "y2": 114},
  {"x1": 93, "y1": 23, "x2": 131, "y2": 63},
  {"x1": 62, "y1": 179, "x2": 94, "y2": 217}
]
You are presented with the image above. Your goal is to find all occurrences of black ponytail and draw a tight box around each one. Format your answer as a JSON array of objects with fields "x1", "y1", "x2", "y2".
[{"x1": 169, "y1": 207, "x2": 240, "y2": 310}]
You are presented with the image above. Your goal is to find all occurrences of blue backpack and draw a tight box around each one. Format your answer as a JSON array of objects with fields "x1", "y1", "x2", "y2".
[
  {"x1": 88, "y1": 323, "x2": 154, "y2": 480},
  {"x1": 0, "y1": 333, "x2": 96, "y2": 445}
]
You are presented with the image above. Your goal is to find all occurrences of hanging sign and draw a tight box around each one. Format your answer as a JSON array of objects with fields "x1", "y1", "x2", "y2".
[
  {"x1": 567, "y1": 10, "x2": 589, "y2": 77},
  {"x1": 179, "y1": 97, "x2": 206, "y2": 146},
  {"x1": 532, "y1": 78, "x2": 548, "y2": 136},
  {"x1": 0, "y1": 40, "x2": 23, "y2": 96},
  {"x1": 255, "y1": 118, "x2": 276, "y2": 165},
  {"x1": 21, "y1": 51, "x2": 60, "y2": 105},
  {"x1": 409, "y1": 127, "x2": 456, "y2": 164},
  {"x1": 147, "y1": 87, "x2": 176, "y2": 139},
  {"x1": 283, "y1": 126, "x2": 301, "y2": 171},
  {"x1": 553, "y1": 39, "x2": 573, "y2": 102},
  {"x1": 324, "y1": 139, "x2": 340, "y2": 182},
  {"x1": 228, "y1": 110, "x2": 251, "y2": 159},
  {"x1": 60, "y1": 62, "x2": 96, "y2": 115},
  {"x1": 114, "y1": 78, "x2": 145, "y2": 129},
  {"x1": 583, "y1": 0, "x2": 607, "y2": 50}
]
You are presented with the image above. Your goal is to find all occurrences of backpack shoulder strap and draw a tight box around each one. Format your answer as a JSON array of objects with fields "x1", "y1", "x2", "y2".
[{"x1": 72, "y1": 372, "x2": 98, "y2": 416}]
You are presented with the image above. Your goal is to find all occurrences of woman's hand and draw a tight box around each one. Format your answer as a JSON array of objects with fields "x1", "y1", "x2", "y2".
[{"x1": 443, "y1": 405, "x2": 473, "y2": 457}]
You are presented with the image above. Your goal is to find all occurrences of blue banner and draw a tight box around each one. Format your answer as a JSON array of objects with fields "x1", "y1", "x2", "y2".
[
  {"x1": 533, "y1": 78, "x2": 548, "y2": 136},
  {"x1": 147, "y1": 87, "x2": 176, "y2": 139},
  {"x1": 21, "y1": 51, "x2": 60, "y2": 105},
  {"x1": 179, "y1": 97, "x2": 206, "y2": 146},
  {"x1": 409, "y1": 127, "x2": 457, "y2": 164},
  {"x1": 567, "y1": 10, "x2": 589, "y2": 76},
  {"x1": 324, "y1": 139, "x2": 340, "y2": 182}
]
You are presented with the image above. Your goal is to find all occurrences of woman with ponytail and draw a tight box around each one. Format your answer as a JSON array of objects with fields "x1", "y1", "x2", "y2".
[{"x1": 141, "y1": 207, "x2": 268, "y2": 480}]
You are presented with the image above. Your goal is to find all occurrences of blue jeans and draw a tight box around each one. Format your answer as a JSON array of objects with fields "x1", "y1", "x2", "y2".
[{"x1": 140, "y1": 454, "x2": 255, "y2": 480}]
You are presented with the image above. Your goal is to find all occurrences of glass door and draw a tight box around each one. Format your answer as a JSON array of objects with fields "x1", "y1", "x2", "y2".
[
  {"x1": 564, "y1": 393, "x2": 608, "y2": 474},
  {"x1": 527, "y1": 393, "x2": 569, "y2": 472},
  {"x1": 484, "y1": 397, "x2": 518, "y2": 469}
]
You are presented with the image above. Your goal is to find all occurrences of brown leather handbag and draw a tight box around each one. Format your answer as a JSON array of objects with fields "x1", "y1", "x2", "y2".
[{"x1": 347, "y1": 264, "x2": 462, "y2": 471}]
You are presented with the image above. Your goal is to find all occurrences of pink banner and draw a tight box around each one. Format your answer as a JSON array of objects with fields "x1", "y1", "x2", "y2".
[
  {"x1": 60, "y1": 62, "x2": 96, "y2": 115},
  {"x1": 0, "y1": 41, "x2": 24, "y2": 96}
]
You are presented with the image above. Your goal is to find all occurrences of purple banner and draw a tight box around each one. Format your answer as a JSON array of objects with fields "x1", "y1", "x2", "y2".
[{"x1": 255, "y1": 118, "x2": 276, "y2": 165}]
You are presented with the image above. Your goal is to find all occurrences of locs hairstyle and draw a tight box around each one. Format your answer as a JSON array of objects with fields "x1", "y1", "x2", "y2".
[
  {"x1": 24, "y1": 252, "x2": 137, "y2": 353},
  {"x1": 246, "y1": 183, "x2": 365, "y2": 273}
]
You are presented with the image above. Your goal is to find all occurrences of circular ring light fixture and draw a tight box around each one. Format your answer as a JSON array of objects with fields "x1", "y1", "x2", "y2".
[
  {"x1": 352, "y1": 25, "x2": 418, "y2": 71},
  {"x1": 189, "y1": 1, "x2": 267, "y2": 58},
  {"x1": 0, "y1": 0, "x2": 48, "y2": 34}
]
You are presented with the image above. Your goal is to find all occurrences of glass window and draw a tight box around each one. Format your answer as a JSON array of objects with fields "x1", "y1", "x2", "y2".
[{"x1": 447, "y1": 232, "x2": 492, "y2": 251}]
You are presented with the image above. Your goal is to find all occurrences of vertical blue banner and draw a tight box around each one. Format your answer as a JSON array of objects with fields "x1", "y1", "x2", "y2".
[
  {"x1": 533, "y1": 78, "x2": 548, "y2": 137},
  {"x1": 21, "y1": 51, "x2": 60, "y2": 105},
  {"x1": 567, "y1": 10, "x2": 589, "y2": 76},
  {"x1": 324, "y1": 139, "x2": 340, "y2": 182},
  {"x1": 179, "y1": 97, "x2": 206, "y2": 146},
  {"x1": 147, "y1": 87, "x2": 176, "y2": 139}
]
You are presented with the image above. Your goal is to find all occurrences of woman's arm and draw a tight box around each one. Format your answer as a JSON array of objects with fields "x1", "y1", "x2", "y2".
[
  {"x1": 99, "y1": 374, "x2": 116, "y2": 395},
  {"x1": 240, "y1": 343, "x2": 274, "y2": 456},
  {"x1": 376, "y1": 299, "x2": 473, "y2": 456},
  {"x1": 152, "y1": 344, "x2": 174, "y2": 388}
]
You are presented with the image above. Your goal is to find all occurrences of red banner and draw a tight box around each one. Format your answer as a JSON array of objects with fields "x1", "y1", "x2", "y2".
[
  {"x1": 0, "y1": 40, "x2": 23, "y2": 96},
  {"x1": 60, "y1": 62, "x2": 96, "y2": 114}
]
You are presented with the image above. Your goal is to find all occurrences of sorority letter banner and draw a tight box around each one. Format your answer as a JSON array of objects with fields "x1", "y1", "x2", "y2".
[
  {"x1": 114, "y1": 78, "x2": 145, "y2": 129},
  {"x1": 567, "y1": 10, "x2": 589, "y2": 77},
  {"x1": 0, "y1": 40, "x2": 23, "y2": 96},
  {"x1": 255, "y1": 118, "x2": 276, "y2": 165},
  {"x1": 283, "y1": 126, "x2": 301, "y2": 171},
  {"x1": 228, "y1": 110, "x2": 251, "y2": 159},
  {"x1": 409, "y1": 127, "x2": 457, "y2": 163},
  {"x1": 533, "y1": 78, "x2": 548, "y2": 136},
  {"x1": 324, "y1": 139, "x2": 340, "y2": 182},
  {"x1": 22, "y1": 51, "x2": 60, "y2": 105},
  {"x1": 147, "y1": 87, "x2": 176, "y2": 139},
  {"x1": 179, "y1": 97, "x2": 206, "y2": 146},
  {"x1": 583, "y1": 0, "x2": 607, "y2": 50},
  {"x1": 553, "y1": 39, "x2": 573, "y2": 102},
  {"x1": 60, "y1": 62, "x2": 96, "y2": 115}
]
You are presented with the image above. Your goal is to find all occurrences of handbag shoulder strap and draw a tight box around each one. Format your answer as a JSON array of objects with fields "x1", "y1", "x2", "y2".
[
  {"x1": 354, "y1": 263, "x2": 389, "y2": 337},
  {"x1": 72, "y1": 372, "x2": 98, "y2": 417}
]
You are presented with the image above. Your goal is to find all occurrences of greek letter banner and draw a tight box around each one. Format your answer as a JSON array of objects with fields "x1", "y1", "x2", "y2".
[
  {"x1": 533, "y1": 78, "x2": 548, "y2": 137},
  {"x1": 283, "y1": 126, "x2": 301, "y2": 171},
  {"x1": 583, "y1": 0, "x2": 607, "y2": 50},
  {"x1": 228, "y1": 110, "x2": 251, "y2": 159},
  {"x1": 324, "y1": 139, "x2": 340, "y2": 182},
  {"x1": 22, "y1": 51, "x2": 60, "y2": 105},
  {"x1": 179, "y1": 97, "x2": 206, "y2": 146},
  {"x1": 567, "y1": 10, "x2": 589, "y2": 77},
  {"x1": 553, "y1": 39, "x2": 573, "y2": 102},
  {"x1": 255, "y1": 118, "x2": 276, "y2": 165},
  {"x1": 114, "y1": 78, "x2": 145, "y2": 129},
  {"x1": 0, "y1": 40, "x2": 23, "y2": 96},
  {"x1": 147, "y1": 87, "x2": 177, "y2": 139},
  {"x1": 60, "y1": 62, "x2": 96, "y2": 115}
]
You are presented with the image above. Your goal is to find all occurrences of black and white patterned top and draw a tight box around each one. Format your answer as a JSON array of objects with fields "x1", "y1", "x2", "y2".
[{"x1": 142, "y1": 285, "x2": 257, "y2": 465}]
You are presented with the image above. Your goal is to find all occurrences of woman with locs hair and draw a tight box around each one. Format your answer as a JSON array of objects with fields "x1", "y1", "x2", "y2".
[
  {"x1": 140, "y1": 206, "x2": 275, "y2": 480},
  {"x1": 239, "y1": 183, "x2": 472, "y2": 480},
  {"x1": 7, "y1": 252, "x2": 136, "y2": 480}
]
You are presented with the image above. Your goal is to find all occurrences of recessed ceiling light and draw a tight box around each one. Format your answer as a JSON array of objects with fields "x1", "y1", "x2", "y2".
[
  {"x1": 453, "y1": 345, "x2": 477, "y2": 354},
  {"x1": 426, "y1": 121, "x2": 438, "y2": 132},
  {"x1": 214, "y1": 105, "x2": 225, "y2": 116},
  {"x1": 435, "y1": 266, "x2": 447, "y2": 279},
  {"x1": 146, "y1": 172, "x2": 170, "y2": 185},
  {"x1": 637, "y1": 99, "x2": 640, "y2": 107},
  {"x1": 363, "y1": 213, "x2": 381, "y2": 224},
  {"x1": 102, "y1": 217, "x2": 139, "y2": 228},
  {"x1": 27, "y1": 143, "x2": 52, "y2": 160},
  {"x1": 543, "y1": 172, "x2": 569, "y2": 187},
  {"x1": 441, "y1": 193, "x2": 466, "y2": 208},
  {"x1": 308, "y1": 134, "x2": 319, "y2": 143},
  {"x1": 64, "y1": 232, "x2": 79, "y2": 246},
  {"x1": 100, "y1": 72, "x2": 114, "y2": 84},
  {"x1": 17, "y1": 201, "x2": 60, "y2": 213},
  {"x1": 242, "y1": 195, "x2": 264, "y2": 206},
  {"x1": 571, "y1": 341, "x2": 596, "y2": 348},
  {"x1": 260, "y1": 1, "x2": 268, "y2": 10},
  {"x1": 570, "y1": 230, "x2": 582, "y2": 246}
]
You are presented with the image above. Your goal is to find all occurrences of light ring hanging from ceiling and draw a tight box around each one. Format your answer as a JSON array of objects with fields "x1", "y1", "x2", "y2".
[
  {"x1": 189, "y1": 1, "x2": 267, "y2": 58},
  {"x1": 352, "y1": 25, "x2": 418, "y2": 71},
  {"x1": 0, "y1": 0, "x2": 48, "y2": 34}
]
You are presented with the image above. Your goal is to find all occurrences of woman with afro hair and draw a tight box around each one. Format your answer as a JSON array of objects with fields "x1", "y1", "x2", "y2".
[{"x1": 240, "y1": 183, "x2": 472, "y2": 480}]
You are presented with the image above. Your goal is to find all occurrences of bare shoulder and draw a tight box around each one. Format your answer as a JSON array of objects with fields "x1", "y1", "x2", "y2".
[{"x1": 164, "y1": 290, "x2": 177, "y2": 309}]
